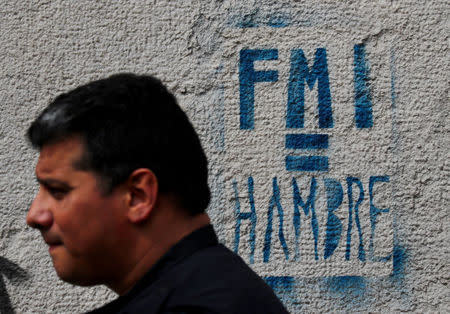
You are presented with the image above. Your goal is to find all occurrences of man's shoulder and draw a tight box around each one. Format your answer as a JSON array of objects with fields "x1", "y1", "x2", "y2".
[
  {"x1": 88, "y1": 227, "x2": 289, "y2": 314},
  {"x1": 139, "y1": 243, "x2": 289, "y2": 313},
  {"x1": 172, "y1": 243, "x2": 262, "y2": 287}
]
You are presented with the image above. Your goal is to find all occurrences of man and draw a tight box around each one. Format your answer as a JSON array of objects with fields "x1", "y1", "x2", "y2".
[{"x1": 26, "y1": 74, "x2": 289, "y2": 313}]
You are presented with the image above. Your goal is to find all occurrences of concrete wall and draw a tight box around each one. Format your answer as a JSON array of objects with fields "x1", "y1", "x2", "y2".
[{"x1": 0, "y1": 1, "x2": 448, "y2": 312}]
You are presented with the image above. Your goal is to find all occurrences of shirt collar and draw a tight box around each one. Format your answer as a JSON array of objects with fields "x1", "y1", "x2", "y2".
[{"x1": 125, "y1": 224, "x2": 218, "y2": 297}]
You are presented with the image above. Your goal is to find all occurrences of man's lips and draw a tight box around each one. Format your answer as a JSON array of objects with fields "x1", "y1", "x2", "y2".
[
  {"x1": 44, "y1": 238, "x2": 63, "y2": 250},
  {"x1": 47, "y1": 243, "x2": 63, "y2": 252}
]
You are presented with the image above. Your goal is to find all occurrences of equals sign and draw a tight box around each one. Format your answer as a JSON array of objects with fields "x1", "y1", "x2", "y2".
[{"x1": 285, "y1": 134, "x2": 329, "y2": 171}]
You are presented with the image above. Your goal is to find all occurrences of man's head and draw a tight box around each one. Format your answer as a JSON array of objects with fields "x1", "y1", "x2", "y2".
[
  {"x1": 26, "y1": 74, "x2": 211, "y2": 292},
  {"x1": 27, "y1": 135, "x2": 132, "y2": 286},
  {"x1": 27, "y1": 73, "x2": 210, "y2": 214}
]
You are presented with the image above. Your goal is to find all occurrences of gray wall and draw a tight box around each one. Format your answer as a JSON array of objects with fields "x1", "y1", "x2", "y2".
[{"x1": 0, "y1": 1, "x2": 448, "y2": 313}]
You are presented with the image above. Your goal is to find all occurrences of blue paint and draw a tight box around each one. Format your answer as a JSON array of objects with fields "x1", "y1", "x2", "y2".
[
  {"x1": 267, "y1": 15, "x2": 290, "y2": 28},
  {"x1": 369, "y1": 176, "x2": 390, "y2": 262},
  {"x1": 264, "y1": 276, "x2": 295, "y2": 292},
  {"x1": 285, "y1": 156, "x2": 328, "y2": 172},
  {"x1": 285, "y1": 133, "x2": 328, "y2": 150},
  {"x1": 345, "y1": 177, "x2": 366, "y2": 261},
  {"x1": 264, "y1": 276, "x2": 297, "y2": 306},
  {"x1": 232, "y1": 178, "x2": 257, "y2": 264},
  {"x1": 292, "y1": 177, "x2": 319, "y2": 260},
  {"x1": 390, "y1": 245, "x2": 410, "y2": 300},
  {"x1": 389, "y1": 47, "x2": 400, "y2": 155},
  {"x1": 391, "y1": 244, "x2": 407, "y2": 281},
  {"x1": 214, "y1": 85, "x2": 225, "y2": 152},
  {"x1": 239, "y1": 49, "x2": 278, "y2": 129},
  {"x1": 264, "y1": 276, "x2": 295, "y2": 302},
  {"x1": 214, "y1": 64, "x2": 224, "y2": 74},
  {"x1": 323, "y1": 178, "x2": 343, "y2": 259},
  {"x1": 287, "y1": 48, "x2": 333, "y2": 129},
  {"x1": 227, "y1": 12, "x2": 290, "y2": 28},
  {"x1": 264, "y1": 177, "x2": 289, "y2": 262},
  {"x1": 353, "y1": 44, "x2": 373, "y2": 128},
  {"x1": 233, "y1": 12, "x2": 258, "y2": 28},
  {"x1": 390, "y1": 48, "x2": 397, "y2": 110},
  {"x1": 323, "y1": 276, "x2": 367, "y2": 298},
  {"x1": 388, "y1": 49, "x2": 407, "y2": 291}
]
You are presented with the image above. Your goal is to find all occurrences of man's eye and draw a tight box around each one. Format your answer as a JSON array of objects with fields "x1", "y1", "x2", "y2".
[{"x1": 48, "y1": 188, "x2": 67, "y2": 199}]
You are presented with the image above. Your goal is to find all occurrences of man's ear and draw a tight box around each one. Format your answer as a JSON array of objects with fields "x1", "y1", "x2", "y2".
[{"x1": 125, "y1": 168, "x2": 158, "y2": 224}]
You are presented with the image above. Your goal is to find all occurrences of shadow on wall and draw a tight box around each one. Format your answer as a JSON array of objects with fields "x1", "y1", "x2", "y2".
[{"x1": 0, "y1": 257, "x2": 28, "y2": 314}]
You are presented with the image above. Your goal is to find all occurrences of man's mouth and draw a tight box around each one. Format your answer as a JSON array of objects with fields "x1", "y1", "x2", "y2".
[
  {"x1": 44, "y1": 238, "x2": 63, "y2": 251},
  {"x1": 48, "y1": 243, "x2": 63, "y2": 252}
]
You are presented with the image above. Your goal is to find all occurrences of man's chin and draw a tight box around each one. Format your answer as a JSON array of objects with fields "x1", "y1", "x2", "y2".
[
  {"x1": 51, "y1": 254, "x2": 97, "y2": 286},
  {"x1": 55, "y1": 268, "x2": 99, "y2": 287}
]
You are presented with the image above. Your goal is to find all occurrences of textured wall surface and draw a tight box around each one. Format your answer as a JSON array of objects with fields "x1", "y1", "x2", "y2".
[{"x1": 0, "y1": 1, "x2": 448, "y2": 313}]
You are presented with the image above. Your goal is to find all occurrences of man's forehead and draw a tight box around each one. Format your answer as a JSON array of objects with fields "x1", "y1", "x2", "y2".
[{"x1": 36, "y1": 136, "x2": 85, "y2": 174}]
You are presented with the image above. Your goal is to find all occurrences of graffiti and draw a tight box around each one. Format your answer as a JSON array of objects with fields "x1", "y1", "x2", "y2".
[
  {"x1": 239, "y1": 47, "x2": 334, "y2": 131},
  {"x1": 221, "y1": 21, "x2": 401, "y2": 311},
  {"x1": 286, "y1": 48, "x2": 333, "y2": 129},
  {"x1": 264, "y1": 276, "x2": 296, "y2": 305},
  {"x1": 222, "y1": 21, "x2": 396, "y2": 278},
  {"x1": 0, "y1": 257, "x2": 28, "y2": 313},
  {"x1": 261, "y1": 244, "x2": 408, "y2": 311},
  {"x1": 239, "y1": 48, "x2": 279, "y2": 130},
  {"x1": 238, "y1": 44, "x2": 375, "y2": 173},
  {"x1": 227, "y1": 9, "x2": 291, "y2": 29},
  {"x1": 239, "y1": 45, "x2": 373, "y2": 129},
  {"x1": 233, "y1": 175, "x2": 390, "y2": 263},
  {"x1": 353, "y1": 44, "x2": 374, "y2": 128}
]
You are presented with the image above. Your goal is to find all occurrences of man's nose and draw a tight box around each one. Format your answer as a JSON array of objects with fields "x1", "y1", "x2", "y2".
[{"x1": 26, "y1": 191, "x2": 53, "y2": 230}]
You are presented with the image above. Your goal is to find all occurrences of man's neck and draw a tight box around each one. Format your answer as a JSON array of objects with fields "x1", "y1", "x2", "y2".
[{"x1": 108, "y1": 211, "x2": 211, "y2": 295}]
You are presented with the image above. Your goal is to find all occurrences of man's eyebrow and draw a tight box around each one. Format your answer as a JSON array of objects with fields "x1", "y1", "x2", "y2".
[{"x1": 36, "y1": 177, "x2": 72, "y2": 189}]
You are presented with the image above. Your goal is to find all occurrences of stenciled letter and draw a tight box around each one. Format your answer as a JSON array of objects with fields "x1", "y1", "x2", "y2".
[
  {"x1": 233, "y1": 177, "x2": 257, "y2": 264},
  {"x1": 264, "y1": 177, "x2": 289, "y2": 262},
  {"x1": 353, "y1": 44, "x2": 373, "y2": 128},
  {"x1": 292, "y1": 177, "x2": 319, "y2": 260},
  {"x1": 287, "y1": 48, "x2": 333, "y2": 129},
  {"x1": 346, "y1": 177, "x2": 366, "y2": 261},
  {"x1": 324, "y1": 178, "x2": 343, "y2": 259},
  {"x1": 239, "y1": 49, "x2": 278, "y2": 129},
  {"x1": 369, "y1": 176, "x2": 390, "y2": 261}
]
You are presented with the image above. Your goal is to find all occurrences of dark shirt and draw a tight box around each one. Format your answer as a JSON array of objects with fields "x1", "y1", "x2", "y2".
[{"x1": 88, "y1": 225, "x2": 289, "y2": 314}]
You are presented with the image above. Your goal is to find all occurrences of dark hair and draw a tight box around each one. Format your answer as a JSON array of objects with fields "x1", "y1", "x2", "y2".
[{"x1": 27, "y1": 73, "x2": 210, "y2": 215}]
